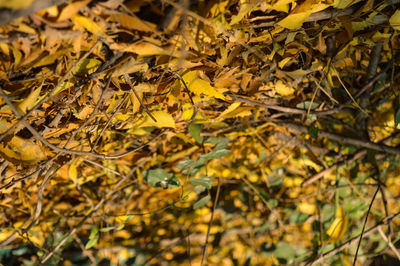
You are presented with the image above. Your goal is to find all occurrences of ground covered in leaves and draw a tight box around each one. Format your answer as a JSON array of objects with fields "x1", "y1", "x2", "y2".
[{"x1": 0, "y1": 0, "x2": 400, "y2": 265}]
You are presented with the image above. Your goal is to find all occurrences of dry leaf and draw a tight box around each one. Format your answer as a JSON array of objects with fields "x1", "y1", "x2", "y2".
[
  {"x1": 58, "y1": 0, "x2": 91, "y2": 21},
  {"x1": 182, "y1": 71, "x2": 226, "y2": 100}
]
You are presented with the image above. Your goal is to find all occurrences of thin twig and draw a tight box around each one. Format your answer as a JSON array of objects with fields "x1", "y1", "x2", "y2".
[
  {"x1": 0, "y1": 87, "x2": 162, "y2": 159},
  {"x1": 0, "y1": 40, "x2": 100, "y2": 143},
  {"x1": 377, "y1": 227, "x2": 400, "y2": 261},
  {"x1": 308, "y1": 210, "x2": 400, "y2": 265},
  {"x1": 352, "y1": 183, "x2": 380, "y2": 265},
  {"x1": 200, "y1": 177, "x2": 222, "y2": 266},
  {"x1": 280, "y1": 121, "x2": 400, "y2": 155},
  {"x1": 123, "y1": 73, "x2": 157, "y2": 122}
]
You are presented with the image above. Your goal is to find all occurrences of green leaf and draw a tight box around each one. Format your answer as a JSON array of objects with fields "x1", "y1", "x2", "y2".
[
  {"x1": 188, "y1": 123, "x2": 203, "y2": 144},
  {"x1": 395, "y1": 108, "x2": 400, "y2": 129},
  {"x1": 201, "y1": 149, "x2": 231, "y2": 160},
  {"x1": 85, "y1": 235, "x2": 99, "y2": 249},
  {"x1": 176, "y1": 160, "x2": 194, "y2": 170},
  {"x1": 143, "y1": 169, "x2": 180, "y2": 189},
  {"x1": 296, "y1": 101, "x2": 320, "y2": 110},
  {"x1": 193, "y1": 194, "x2": 211, "y2": 209},
  {"x1": 194, "y1": 186, "x2": 206, "y2": 194},
  {"x1": 100, "y1": 227, "x2": 114, "y2": 233},
  {"x1": 190, "y1": 177, "x2": 212, "y2": 189},
  {"x1": 289, "y1": 211, "x2": 310, "y2": 224},
  {"x1": 89, "y1": 226, "x2": 98, "y2": 239},
  {"x1": 214, "y1": 138, "x2": 229, "y2": 151},
  {"x1": 273, "y1": 242, "x2": 296, "y2": 263}
]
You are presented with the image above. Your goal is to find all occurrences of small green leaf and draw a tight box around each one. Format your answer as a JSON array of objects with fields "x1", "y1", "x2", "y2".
[
  {"x1": 100, "y1": 227, "x2": 115, "y2": 233},
  {"x1": 395, "y1": 108, "x2": 400, "y2": 129},
  {"x1": 214, "y1": 138, "x2": 229, "y2": 150},
  {"x1": 116, "y1": 224, "x2": 125, "y2": 230},
  {"x1": 188, "y1": 123, "x2": 203, "y2": 144},
  {"x1": 85, "y1": 235, "x2": 99, "y2": 249},
  {"x1": 193, "y1": 194, "x2": 211, "y2": 209},
  {"x1": 190, "y1": 177, "x2": 212, "y2": 189},
  {"x1": 143, "y1": 169, "x2": 180, "y2": 189},
  {"x1": 201, "y1": 149, "x2": 231, "y2": 160},
  {"x1": 289, "y1": 212, "x2": 310, "y2": 224},
  {"x1": 89, "y1": 226, "x2": 98, "y2": 239},
  {"x1": 194, "y1": 186, "x2": 206, "y2": 194},
  {"x1": 296, "y1": 101, "x2": 320, "y2": 110},
  {"x1": 176, "y1": 159, "x2": 194, "y2": 170}
]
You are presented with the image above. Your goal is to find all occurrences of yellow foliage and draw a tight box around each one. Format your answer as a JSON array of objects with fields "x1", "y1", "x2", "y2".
[
  {"x1": 326, "y1": 207, "x2": 348, "y2": 241},
  {"x1": 182, "y1": 71, "x2": 226, "y2": 100}
]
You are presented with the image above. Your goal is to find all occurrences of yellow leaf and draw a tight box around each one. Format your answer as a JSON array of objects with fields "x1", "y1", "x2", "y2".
[
  {"x1": 278, "y1": 0, "x2": 329, "y2": 29},
  {"x1": 389, "y1": 10, "x2": 400, "y2": 31},
  {"x1": 110, "y1": 41, "x2": 176, "y2": 57},
  {"x1": 43, "y1": 123, "x2": 79, "y2": 138},
  {"x1": 111, "y1": 13, "x2": 156, "y2": 32},
  {"x1": 278, "y1": 57, "x2": 292, "y2": 69},
  {"x1": 0, "y1": 0, "x2": 34, "y2": 9},
  {"x1": 33, "y1": 50, "x2": 65, "y2": 67},
  {"x1": 182, "y1": 71, "x2": 225, "y2": 100},
  {"x1": 0, "y1": 135, "x2": 46, "y2": 164},
  {"x1": 58, "y1": 0, "x2": 91, "y2": 21},
  {"x1": 11, "y1": 46, "x2": 22, "y2": 66},
  {"x1": 18, "y1": 86, "x2": 41, "y2": 114},
  {"x1": 72, "y1": 15, "x2": 106, "y2": 37},
  {"x1": 274, "y1": 80, "x2": 295, "y2": 96},
  {"x1": 217, "y1": 102, "x2": 252, "y2": 120},
  {"x1": 278, "y1": 12, "x2": 312, "y2": 29},
  {"x1": 74, "y1": 106, "x2": 93, "y2": 120},
  {"x1": 230, "y1": 2, "x2": 258, "y2": 25},
  {"x1": 73, "y1": 58, "x2": 102, "y2": 76},
  {"x1": 326, "y1": 207, "x2": 348, "y2": 241},
  {"x1": 182, "y1": 102, "x2": 194, "y2": 121},
  {"x1": 112, "y1": 57, "x2": 148, "y2": 77},
  {"x1": 69, "y1": 164, "x2": 78, "y2": 183},
  {"x1": 136, "y1": 110, "x2": 176, "y2": 128}
]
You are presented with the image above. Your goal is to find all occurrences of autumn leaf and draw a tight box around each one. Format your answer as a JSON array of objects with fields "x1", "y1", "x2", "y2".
[
  {"x1": 182, "y1": 71, "x2": 226, "y2": 100},
  {"x1": 135, "y1": 110, "x2": 176, "y2": 128},
  {"x1": 326, "y1": 207, "x2": 348, "y2": 242}
]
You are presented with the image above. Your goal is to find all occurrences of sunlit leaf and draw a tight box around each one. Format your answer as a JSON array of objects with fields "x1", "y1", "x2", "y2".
[
  {"x1": 326, "y1": 207, "x2": 348, "y2": 241},
  {"x1": 274, "y1": 80, "x2": 295, "y2": 96},
  {"x1": 58, "y1": 0, "x2": 91, "y2": 21},
  {"x1": 72, "y1": 15, "x2": 107, "y2": 37},
  {"x1": 389, "y1": 10, "x2": 400, "y2": 30},
  {"x1": 136, "y1": 110, "x2": 176, "y2": 128},
  {"x1": 182, "y1": 71, "x2": 226, "y2": 100}
]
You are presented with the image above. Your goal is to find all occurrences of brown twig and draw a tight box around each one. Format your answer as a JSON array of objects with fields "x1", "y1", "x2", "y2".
[
  {"x1": 308, "y1": 210, "x2": 400, "y2": 265},
  {"x1": 280, "y1": 121, "x2": 400, "y2": 155},
  {"x1": 200, "y1": 177, "x2": 222, "y2": 266},
  {"x1": 0, "y1": 40, "x2": 101, "y2": 143},
  {"x1": 123, "y1": 73, "x2": 157, "y2": 122}
]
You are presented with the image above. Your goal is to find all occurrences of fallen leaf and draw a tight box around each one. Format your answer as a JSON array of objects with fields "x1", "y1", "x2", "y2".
[
  {"x1": 217, "y1": 102, "x2": 252, "y2": 120},
  {"x1": 72, "y1": 15, "x2": 107, "y2": 37},
  {"x1": 274, "y1": 80, "x2": 295, "y2": 96},
  {"x1": 17, "y1": 86, "x2": 41, "y2": 114},
  {"x1": 136, "y1": 110, "x2": 176, "y2": 128},
  {"x1": 389, "y1": 10, "x2": 400, "y2": 30},
  {"x1": 111, "y1": 13, "x2": 156, "y2": 32},
  {"x1": 182, "y1": 71, "x2": 226, "y2": 100},
  {"x1": 0, "y1": 135, "x2": 46, "y2": 164},
  {"x1": 58, "y1": 0, "x2": 91, "y2": 21}
]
